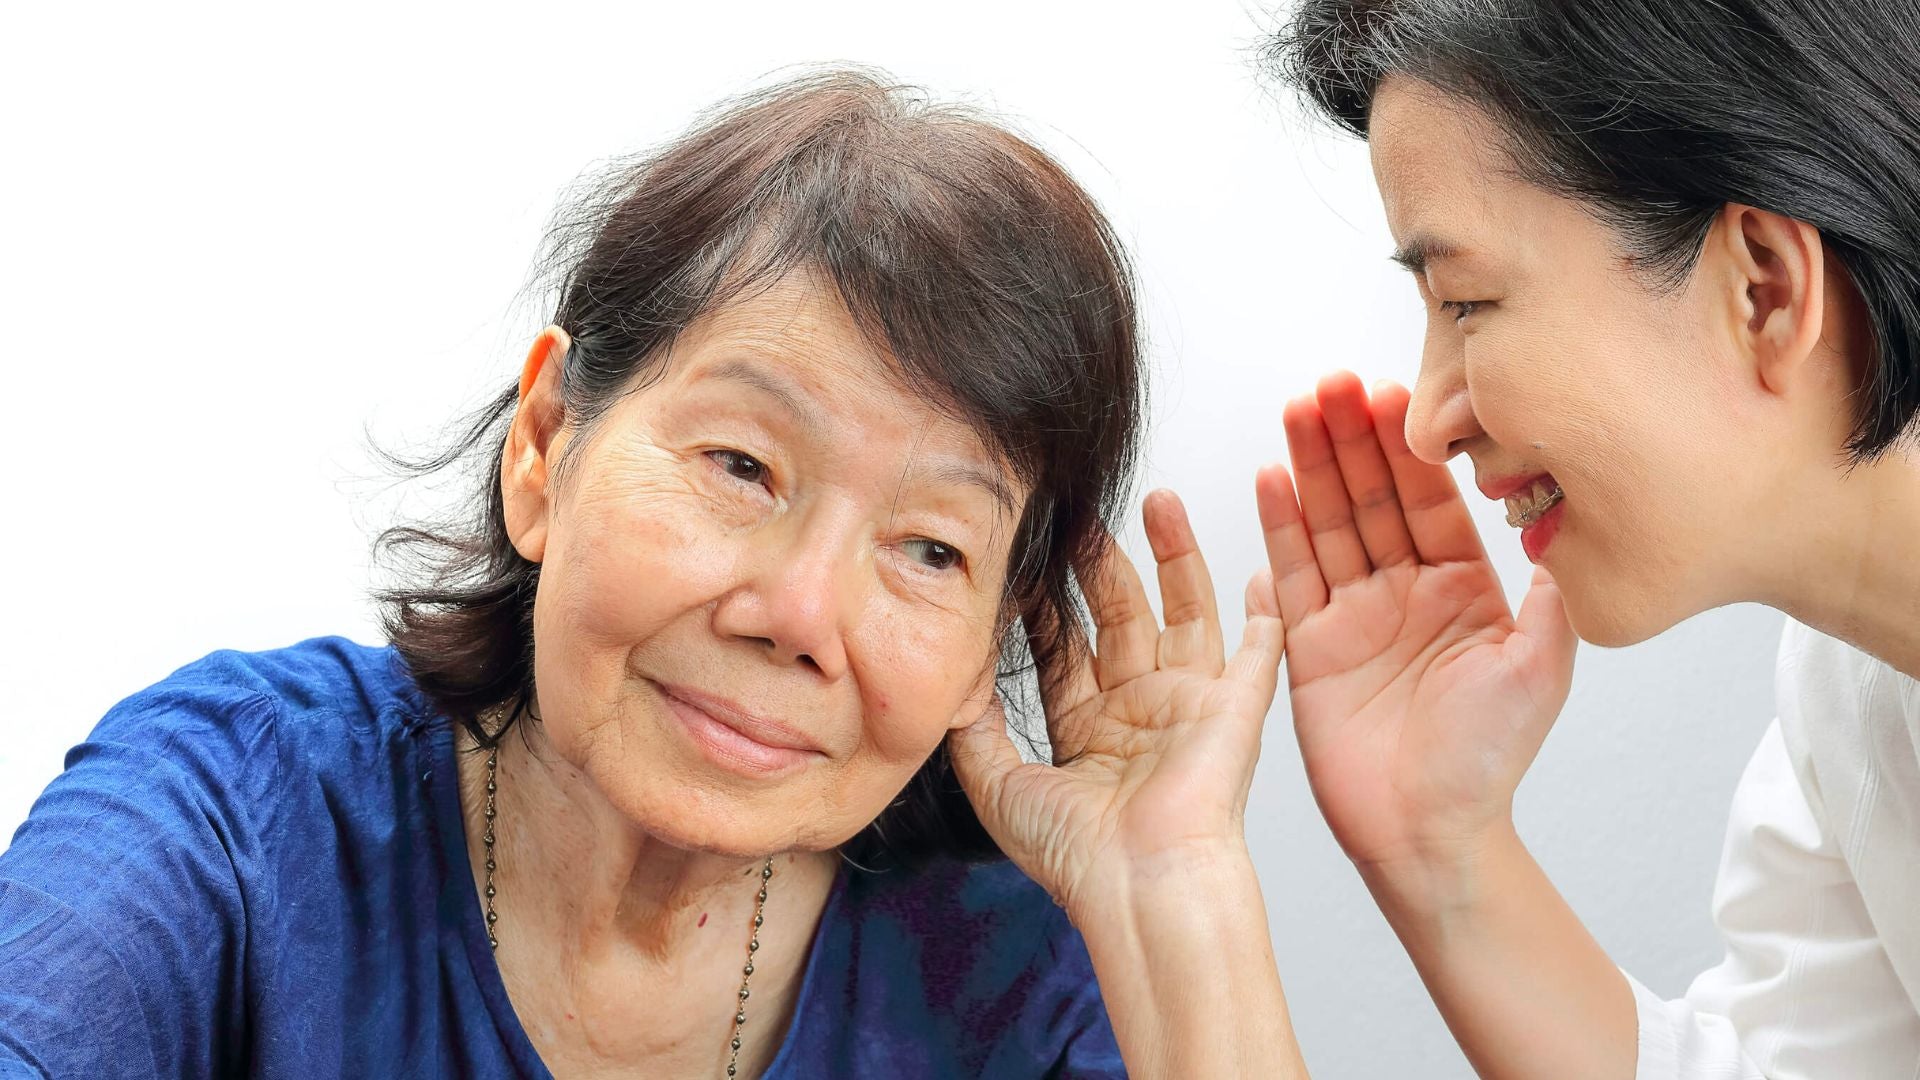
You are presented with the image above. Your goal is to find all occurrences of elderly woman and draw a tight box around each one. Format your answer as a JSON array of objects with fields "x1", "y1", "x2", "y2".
[{"x1": 0, "y1": 74, "x2": 1295, "y2": 1078}]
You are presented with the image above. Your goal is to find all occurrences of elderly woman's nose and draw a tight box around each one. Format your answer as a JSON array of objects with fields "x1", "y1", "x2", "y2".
[
  {"x1": 712, "y1": 524, "x2": 856, "y2": 678},
  {"x1": 1404, "y1": 343, "x2": 1480, "y2": 464}
]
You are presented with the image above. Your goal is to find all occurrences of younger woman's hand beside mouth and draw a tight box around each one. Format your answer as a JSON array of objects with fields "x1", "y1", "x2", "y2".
[{"x1": 1266, "y1": 372, "x2": 1580, "y2": 880}]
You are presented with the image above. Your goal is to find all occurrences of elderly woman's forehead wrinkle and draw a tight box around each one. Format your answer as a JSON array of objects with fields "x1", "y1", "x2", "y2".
[
  {"x1": 678, "y1": 282, "x2": 906, "y2": 404},
  {"x1": 656, "y1": 285, "x2": 1014, "y2": 508}
]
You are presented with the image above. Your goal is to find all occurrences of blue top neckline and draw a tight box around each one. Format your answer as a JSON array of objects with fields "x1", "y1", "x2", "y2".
[{"x1": 422, "y1": 710, "x2": 846, "y2": 1077}]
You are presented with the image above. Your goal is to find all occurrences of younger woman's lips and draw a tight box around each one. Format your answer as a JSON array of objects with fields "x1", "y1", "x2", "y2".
[
  {"x1": 1478, "y1": 471, "x2": 1556, "y2": 502},
  {"x1": 1521, "y1": 498, "x2": 1566, "y2": 563}
]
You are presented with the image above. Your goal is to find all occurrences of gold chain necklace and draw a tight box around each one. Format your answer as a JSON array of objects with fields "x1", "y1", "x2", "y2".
[{"x1": 477, "y1": 711, "x2": 774, "y2": 1079}]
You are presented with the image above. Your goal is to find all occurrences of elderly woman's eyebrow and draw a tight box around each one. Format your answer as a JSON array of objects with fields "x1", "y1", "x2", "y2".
[
  {"x1": 921, "y1": 460, "x2": 1016, "y2": 517},
  {"x1": 706, "y1": 357, "x2": 1015, "y2": 513},
  {"x1": 705, "y1": 358, "x2": 828, "y2": 436}
]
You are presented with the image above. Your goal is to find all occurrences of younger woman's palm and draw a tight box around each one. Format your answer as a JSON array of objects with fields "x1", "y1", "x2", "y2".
[{"x1": 1262, "y1": 374, "x2": 1578, "y2": 869}]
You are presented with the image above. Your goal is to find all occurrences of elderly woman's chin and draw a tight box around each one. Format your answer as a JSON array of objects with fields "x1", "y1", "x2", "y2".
[
  {"x1": 631, "y1": 782, "x2": 842, "y2": 859},
  {"x1": 590, "y1": 767, "x2": 825, "y2": 857},
  {"x1": 569, "y1": 696, "x2": 884, "y2": 857}
]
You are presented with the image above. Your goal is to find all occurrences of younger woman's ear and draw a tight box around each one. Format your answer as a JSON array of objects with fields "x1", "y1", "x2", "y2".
[
  {"x1": 500, "y1": 325, "x2": 572, "y2": 563},
  {"x1": 1717, "y1": 204, "x2": 1826, "y2": 395}
]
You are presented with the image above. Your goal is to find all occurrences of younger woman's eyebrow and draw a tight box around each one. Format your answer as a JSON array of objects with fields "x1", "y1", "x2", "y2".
[{"x1": 1391, "y1": 234, "x2": 1462, "y2": 275}]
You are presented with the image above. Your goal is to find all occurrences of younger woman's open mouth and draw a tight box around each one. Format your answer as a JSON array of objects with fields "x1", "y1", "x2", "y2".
[{"x1": 1483, "y1": 473, "x2": 1567, "y2": 563}]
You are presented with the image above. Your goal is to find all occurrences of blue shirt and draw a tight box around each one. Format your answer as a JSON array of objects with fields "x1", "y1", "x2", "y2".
[{"x1": 0, "y1": 638, "x2": 1122, "y2": 1078}]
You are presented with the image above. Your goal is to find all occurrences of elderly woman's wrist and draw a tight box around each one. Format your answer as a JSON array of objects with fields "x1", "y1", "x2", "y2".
[
  {"x1": 1063, "y1": 838, "x2": 1261, "y2": 934},
  {"x1": 1065, "y1": 842, "x2": 1297, "y2": 1077}
]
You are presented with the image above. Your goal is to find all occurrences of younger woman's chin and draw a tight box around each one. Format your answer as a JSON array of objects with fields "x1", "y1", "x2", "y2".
[{"x1": 1559, "y1": 585, "x2": 1685, "y2": 650}]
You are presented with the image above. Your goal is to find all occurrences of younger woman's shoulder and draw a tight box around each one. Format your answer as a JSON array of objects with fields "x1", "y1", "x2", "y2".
[
  {"x1": 1777, "y1": 618, "x2": 1915, "y2": 727},
  {"x1": 1774, "y1": 619, "x2": 1920, "y2": 816}
]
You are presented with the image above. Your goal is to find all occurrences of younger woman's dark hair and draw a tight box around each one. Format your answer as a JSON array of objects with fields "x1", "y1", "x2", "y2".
[
  {"x1": 1269, "y1": 0, "x2": 1920, "y2": 459},
  {"x1": 375, "y1": 69, "x2": 1143, "y2": 867}
]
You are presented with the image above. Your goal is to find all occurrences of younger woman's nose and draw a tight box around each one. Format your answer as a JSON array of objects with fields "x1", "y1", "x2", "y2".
[{"x1": 1404, "y1": 350, "x2": 1481, "y2": 464}]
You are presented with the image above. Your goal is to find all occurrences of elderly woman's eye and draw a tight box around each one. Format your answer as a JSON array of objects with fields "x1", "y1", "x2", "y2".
[
  {"x1": 902, "y1": 538, "x2": 963, "y2": 571},
  {"x1": 707, "y1": 449, "x2": 769, "y2": 485}
]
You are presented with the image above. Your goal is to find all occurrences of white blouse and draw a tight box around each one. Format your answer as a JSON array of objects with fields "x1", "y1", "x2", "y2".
[{"x1": 1630, "y1": 620, "x2": 1920, "y2": 1078}]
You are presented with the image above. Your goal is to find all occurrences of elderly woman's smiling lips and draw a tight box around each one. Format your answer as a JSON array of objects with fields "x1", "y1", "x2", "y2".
[{"x1": 652, "y1": 680, "x2": 830, "y2": 777}]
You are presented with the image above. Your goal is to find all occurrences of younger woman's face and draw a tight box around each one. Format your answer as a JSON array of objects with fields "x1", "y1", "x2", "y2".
[
  {"x1": 1367, "y1": 78, "x2": 1855, "y2": 645},
  {"x1": 503, "y1": 274, "x2": 1024, "y2": 856}
]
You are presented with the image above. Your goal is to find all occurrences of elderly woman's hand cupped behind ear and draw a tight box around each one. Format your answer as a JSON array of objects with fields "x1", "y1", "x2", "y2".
[
  {"x1": 949, "y1": 495, "x2": 1302, "y2": 1080},
  {"x1": 950, "y1": 496, "x2": 1287, "y2": 919}
]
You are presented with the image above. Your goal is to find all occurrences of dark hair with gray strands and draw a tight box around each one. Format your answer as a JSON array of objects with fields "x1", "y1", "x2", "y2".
[
  {"x1": 373, "y1": 69, "x2": 1145, "y2": 868},
  {"x1": 1269, "y1": 0, "x2": 1920, "y2": 460}
]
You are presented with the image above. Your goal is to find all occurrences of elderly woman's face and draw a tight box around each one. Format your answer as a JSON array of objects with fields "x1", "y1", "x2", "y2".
[
  {"x1": 502, "y1": 274, "x2": 1023, "y2": 855},
  {"x1": 1367, "y1": 78, "x2": 1848, "y2": 646}
]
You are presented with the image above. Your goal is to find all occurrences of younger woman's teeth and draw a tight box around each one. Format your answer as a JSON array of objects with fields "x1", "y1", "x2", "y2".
[{"x1": 1505, "y1": 480, "x2": 1565, "y2": 528}]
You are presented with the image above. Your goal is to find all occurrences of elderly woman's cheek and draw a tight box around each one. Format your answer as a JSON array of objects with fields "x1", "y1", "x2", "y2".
[
  {"x1": 552, "y1": 459, "x2": 745, "y2": 640},
  {"x1": 855, "y1": 604, "x2": 996, "y2": 763}
]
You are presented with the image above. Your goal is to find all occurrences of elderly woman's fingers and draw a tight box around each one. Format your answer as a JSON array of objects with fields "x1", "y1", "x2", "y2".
[
  {"x1": 1319, "y1": 373, "x2": 1418, "y2": 569},
  {"x1": 948, "y1": 694, "x2": 1022, "y2": 810},
  {"x1": 1142, "y1": 490, "x2": 1226, "y2": 675},
  {"x1": 1283, "y1": 392, "x2": 1373, "y2": 588},
  {"x1": 1368, "y1": 381, "x2": 1488, "y2": 566},
  {"x1": 1085, "y1": 532, "x2": 1162, "y2": 693},
  {"x1": 1022, "y1": 610, "x2": 1102, "y2": 759},
  {"x1": 1223, "y1": 570, "x2": 1287, "y2": 700},
  {"x1": 1255, "y1": 464, "x2": 1327, "y2": 628},
  {"x1": 1029, "y1": 614, "x2": 1105, "y2": 722}
]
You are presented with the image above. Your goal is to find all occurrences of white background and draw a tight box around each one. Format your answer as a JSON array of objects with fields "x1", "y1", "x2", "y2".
[{"x1": 0, "y1": 2, "x2": 1780, "y2": 1075}]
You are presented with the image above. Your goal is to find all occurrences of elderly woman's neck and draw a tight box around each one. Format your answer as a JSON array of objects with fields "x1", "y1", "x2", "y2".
[{"x1": 464, "y1": 718, "x2": 838, "y2": 963}]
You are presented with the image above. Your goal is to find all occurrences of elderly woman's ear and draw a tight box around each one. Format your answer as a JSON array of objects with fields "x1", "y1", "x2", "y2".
[
  {"x1": 501, "y1": 325, "x2": 572, "y2": 564},
  {"x1": 949, "y1": 669, "x2": 1001, "y2": 734}
]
